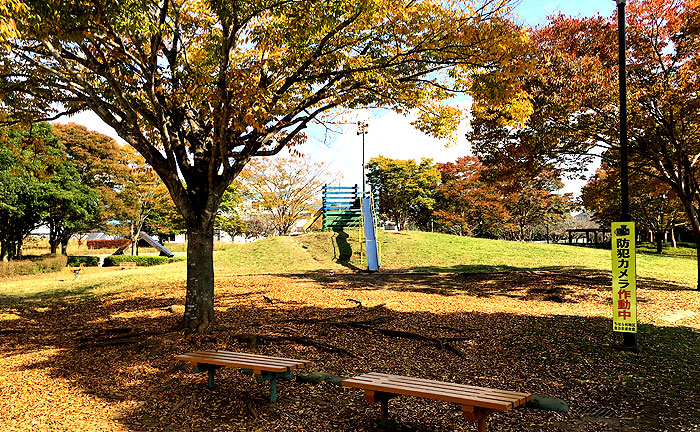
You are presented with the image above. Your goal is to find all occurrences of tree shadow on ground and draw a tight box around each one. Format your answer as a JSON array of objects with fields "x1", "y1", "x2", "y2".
[
  {"x1": 0, "y1": 277, "x2": 699, "y2": 432},
  {"x1": 278, "y1": 266, "x2": 693, "y2": 306}
]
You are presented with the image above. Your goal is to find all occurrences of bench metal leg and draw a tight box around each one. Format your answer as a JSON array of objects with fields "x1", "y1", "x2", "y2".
[
  {"x1": 365, "y1": 390, "x2": 397, "y2": 427},
  {"x1": 208, "y1": 368, "x2": 216, "y2": 390},
  {"x1": 380, "y1": 399, "x2": 389, "y2": 427},
  {"x1": 252, "y1": 370, "x2": 294, "y2": 402},
  {"x1": 193, "y1": 364, "x2": 223, "y2": 390},
  {"x1": 269, "y1": 378, "x2": 277, "y2": 402},
  {"x1": 462, "y1": 405, "x2": 493, "y2": 432}
]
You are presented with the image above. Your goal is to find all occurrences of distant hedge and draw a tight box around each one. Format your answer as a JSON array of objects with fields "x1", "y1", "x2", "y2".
[
  {"x1": 103, "y1": 255, "x2": 184, "y2": 267},
  {"x1": 0, "y1": 255, "x2": 67, "y2": 277},
  {"x1": 67, "y1": 255, "x2": 100, "y2": 267},
  {"x1": 87, "y1": 239, "x2": 131, "y2": 250}
]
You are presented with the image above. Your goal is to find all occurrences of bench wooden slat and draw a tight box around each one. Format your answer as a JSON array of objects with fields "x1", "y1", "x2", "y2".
[
  {"x1": 348, "y1": 379, "x2": 519, "y2": 409},
  {"x1": 196, "y1": 349, "x2": 313, "y2": 367},
  {"x1": 176, "y1": 353, "x2": 290, "y2": 373},
  {"x1": 362, "y1": 373, "x2": 531, "y2": 406},
  {"x1": 176, "y1": 354, "x2": 295, "y2": 371},
  {"x1": 343, "y1": 378, "x2": 513, "y2": 411},
  {"x1": 185, "y1": 351, "x2": 305, "y2": 369},
  {"x1": 176, "y1": 350, "x2": 311, "y2": 373},
  {"x1": 347, "y1": 376, "x2": 523, "y2": 408},
  {"x1": 343, "y1": 373, "x2": 531, "y2": 411}
]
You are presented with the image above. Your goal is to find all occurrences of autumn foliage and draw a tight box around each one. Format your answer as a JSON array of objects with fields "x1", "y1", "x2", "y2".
[{"x1": 0, "y1": 0, "x2": 534, "y2": 331}]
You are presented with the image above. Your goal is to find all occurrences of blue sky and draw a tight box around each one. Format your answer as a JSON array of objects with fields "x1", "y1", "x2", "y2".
[
  {"x1": 513, "y1": 0, "x2": 618, "y2": 27},
  {"x1": 61, "y1": 0, "x2": 622, "y2": 197}
]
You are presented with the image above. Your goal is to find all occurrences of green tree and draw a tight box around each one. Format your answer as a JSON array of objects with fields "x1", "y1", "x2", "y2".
[
  {"x1": 0, "y1": 123, "x2": 94, "y2": 258},
  {"x1": 0, "y1": 126, "x2": 45, "y2": 260},
  {"x1": 142, "y1": 197, "x2": 186, "y2": 243},
  {"x1": 43, "y1": 168, "x2": 100, "y2": 255},
  {"x1": 366, "y1": 156, "x2": 441, "y2": 231},
  {"x1": 1, "y1": 0, "x2": 528, "y2": 331}
]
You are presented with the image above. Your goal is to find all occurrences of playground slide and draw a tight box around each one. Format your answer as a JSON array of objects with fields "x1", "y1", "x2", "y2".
[
  {"x1": 361, "y1": 197, "x2": 380, "y2": 271},
  {"x1": 138, "y1": 231, "x2": 174, "y2": 257},
  {"x1": 302, "y1": 208, "x2": 323, "y2": 231}
]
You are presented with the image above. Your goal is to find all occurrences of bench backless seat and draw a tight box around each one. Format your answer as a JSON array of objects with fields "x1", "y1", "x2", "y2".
[
  {"x1": 177, "y1": 350, "x2": 312, "y2": 401},
  {"x1": 342, "y1": 372, "x2": 531, "y2": 431}
]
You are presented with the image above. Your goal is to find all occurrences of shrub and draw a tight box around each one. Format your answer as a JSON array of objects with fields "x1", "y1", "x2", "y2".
[
  {"x1": 66, "y1": 255, "x2": 100, "y2": 267},
  {"x1": 103, "y1": 255, "x2": 184, "y2": 267},
  {"x1": 87, "y1": 239, "x2": 132, "y2": 250},
  {"x1": 0, "y1": 255, "x2": 67, "y2": 277}
]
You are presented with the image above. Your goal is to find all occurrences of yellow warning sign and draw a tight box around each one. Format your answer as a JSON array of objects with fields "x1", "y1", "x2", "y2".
[{"x1": 611, "y1": 222, "x2": 637, "y2": 333}]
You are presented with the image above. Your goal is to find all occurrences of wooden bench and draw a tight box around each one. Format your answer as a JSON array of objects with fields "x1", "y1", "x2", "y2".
[
  {"x1": 119, "y1": 261, "x2": 137, "y2": 269},
  {"x1": 342, "y1": 372, "x2": 531, "y2": 431},
  {"x1": 176, "y1": 350, "x2": 311, "y2": 401}
]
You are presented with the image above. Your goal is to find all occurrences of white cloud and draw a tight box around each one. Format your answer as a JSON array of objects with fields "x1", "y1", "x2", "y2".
[
  {"x1": 55, "y1": 111, "x2": 127, "y2": 145},
  {"x1": 296, "y1": 103, "x2": 474, "y2": 188},
  {"x1": 58, "y1": 105, "x2": 591, "y2": 197}
]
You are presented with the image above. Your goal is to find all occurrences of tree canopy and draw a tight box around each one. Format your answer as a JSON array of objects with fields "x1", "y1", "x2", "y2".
[
  {"x1": 367, "y1": 156, "x2": 441, "y2": 230},
  {"x1": 434, "y1": 156, "x2": 508, "y2": 237},
  {"x1": 0, "y1": 0, "x2": 529, "y2": 331},
  {"x1": 0, "y1": 122, "x2": 99, "y2": 259},
  {"x1": 471, "y1": 0, "x2": 700, "y2": 287},
  {"x1": 581, "y1": 161, "x2": 684, "y2": 253}
]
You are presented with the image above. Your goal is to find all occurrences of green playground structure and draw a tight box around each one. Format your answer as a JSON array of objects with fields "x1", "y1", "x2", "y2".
[
  {"x1": 321, "y1": 185, "x2": 363, "y2": 229},
  {"x1": 304, "y1": 184, "x2": 380, "y2": 271}
]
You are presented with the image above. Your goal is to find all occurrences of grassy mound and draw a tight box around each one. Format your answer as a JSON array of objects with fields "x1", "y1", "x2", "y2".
[{"x1": 289, "y1": 230, "x2": 697, "y2": 286}]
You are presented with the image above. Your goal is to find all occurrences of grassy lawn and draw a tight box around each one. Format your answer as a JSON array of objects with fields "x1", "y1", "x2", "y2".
[
  {"x1": 1, "y1": 230, "x2": 698, "y2": 431},
  {"x1": 3, "y1": 230, "x2": 698, "y2": 300},
  {"x1": 295, "y1": 230, "x2": 698, "y2": 288}
]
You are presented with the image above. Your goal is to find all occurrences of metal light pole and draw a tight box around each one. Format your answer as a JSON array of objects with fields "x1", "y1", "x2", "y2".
[
  {"x1": 616, "y1": 0, "x2": 638, "y2": 351},
  {"x1": 617, "y1": 0, "x2": 630, "y2": 223},
  {"x1": 357, "y1": 121, "x2": 368, "y2": 196}
]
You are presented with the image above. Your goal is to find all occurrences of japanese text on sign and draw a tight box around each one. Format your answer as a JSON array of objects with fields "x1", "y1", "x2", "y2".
[{"x1": 611, "y1": 222, "x2": 637, "y2": 333}]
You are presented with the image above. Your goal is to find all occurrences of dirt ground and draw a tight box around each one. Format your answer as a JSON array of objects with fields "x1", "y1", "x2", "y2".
[{"x1": 1, "y1": 269, "x2": 699, "y2": 431}]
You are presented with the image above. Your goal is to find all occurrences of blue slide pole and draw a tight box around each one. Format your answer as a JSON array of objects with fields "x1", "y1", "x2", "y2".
[
  {"x1": 138, "y1": 231, "x2": 174, "y2": 257},
  {"x1": 361, "y1": 197, "x2": 380, "y2": 271}
]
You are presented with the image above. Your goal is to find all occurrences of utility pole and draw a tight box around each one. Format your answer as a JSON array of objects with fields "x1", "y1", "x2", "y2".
[{"x1": 357, "y1": 121, "x2": 368, "y2": 196}]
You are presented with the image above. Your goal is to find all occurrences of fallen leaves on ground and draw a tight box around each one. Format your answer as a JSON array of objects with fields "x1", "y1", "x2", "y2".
[{"x1": 1, "y1": 269, "x2": 699, "y2": 431}]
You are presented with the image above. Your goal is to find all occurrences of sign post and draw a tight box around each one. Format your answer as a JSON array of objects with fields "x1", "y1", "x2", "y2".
[
  {"x1": 614, "y1": 0, "x2": 637, "y2": 350},
  {"x1": 611, "y1": 222, "x2": 638, "y2": 350}
]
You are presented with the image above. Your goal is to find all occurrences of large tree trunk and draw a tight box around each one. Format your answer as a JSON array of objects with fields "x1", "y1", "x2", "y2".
[
  {"x1": 48, "y1": 221, "x2": 59, "y2": 255},
  {"x1": 49, "y1": 239, "x2": 59, "y2": 255},
  {"x1": 655, "y1": 230, "x2": 663, "y2": 254},
  {"x1": 682, "y1": 203, "x2": 700, "y2": 291},
  {"x1": 60, "y1": 233, "x2": 70, "y2": 256},
  {"x1": 182, "y1": 220, "x2": 216, "y2": 333}
]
